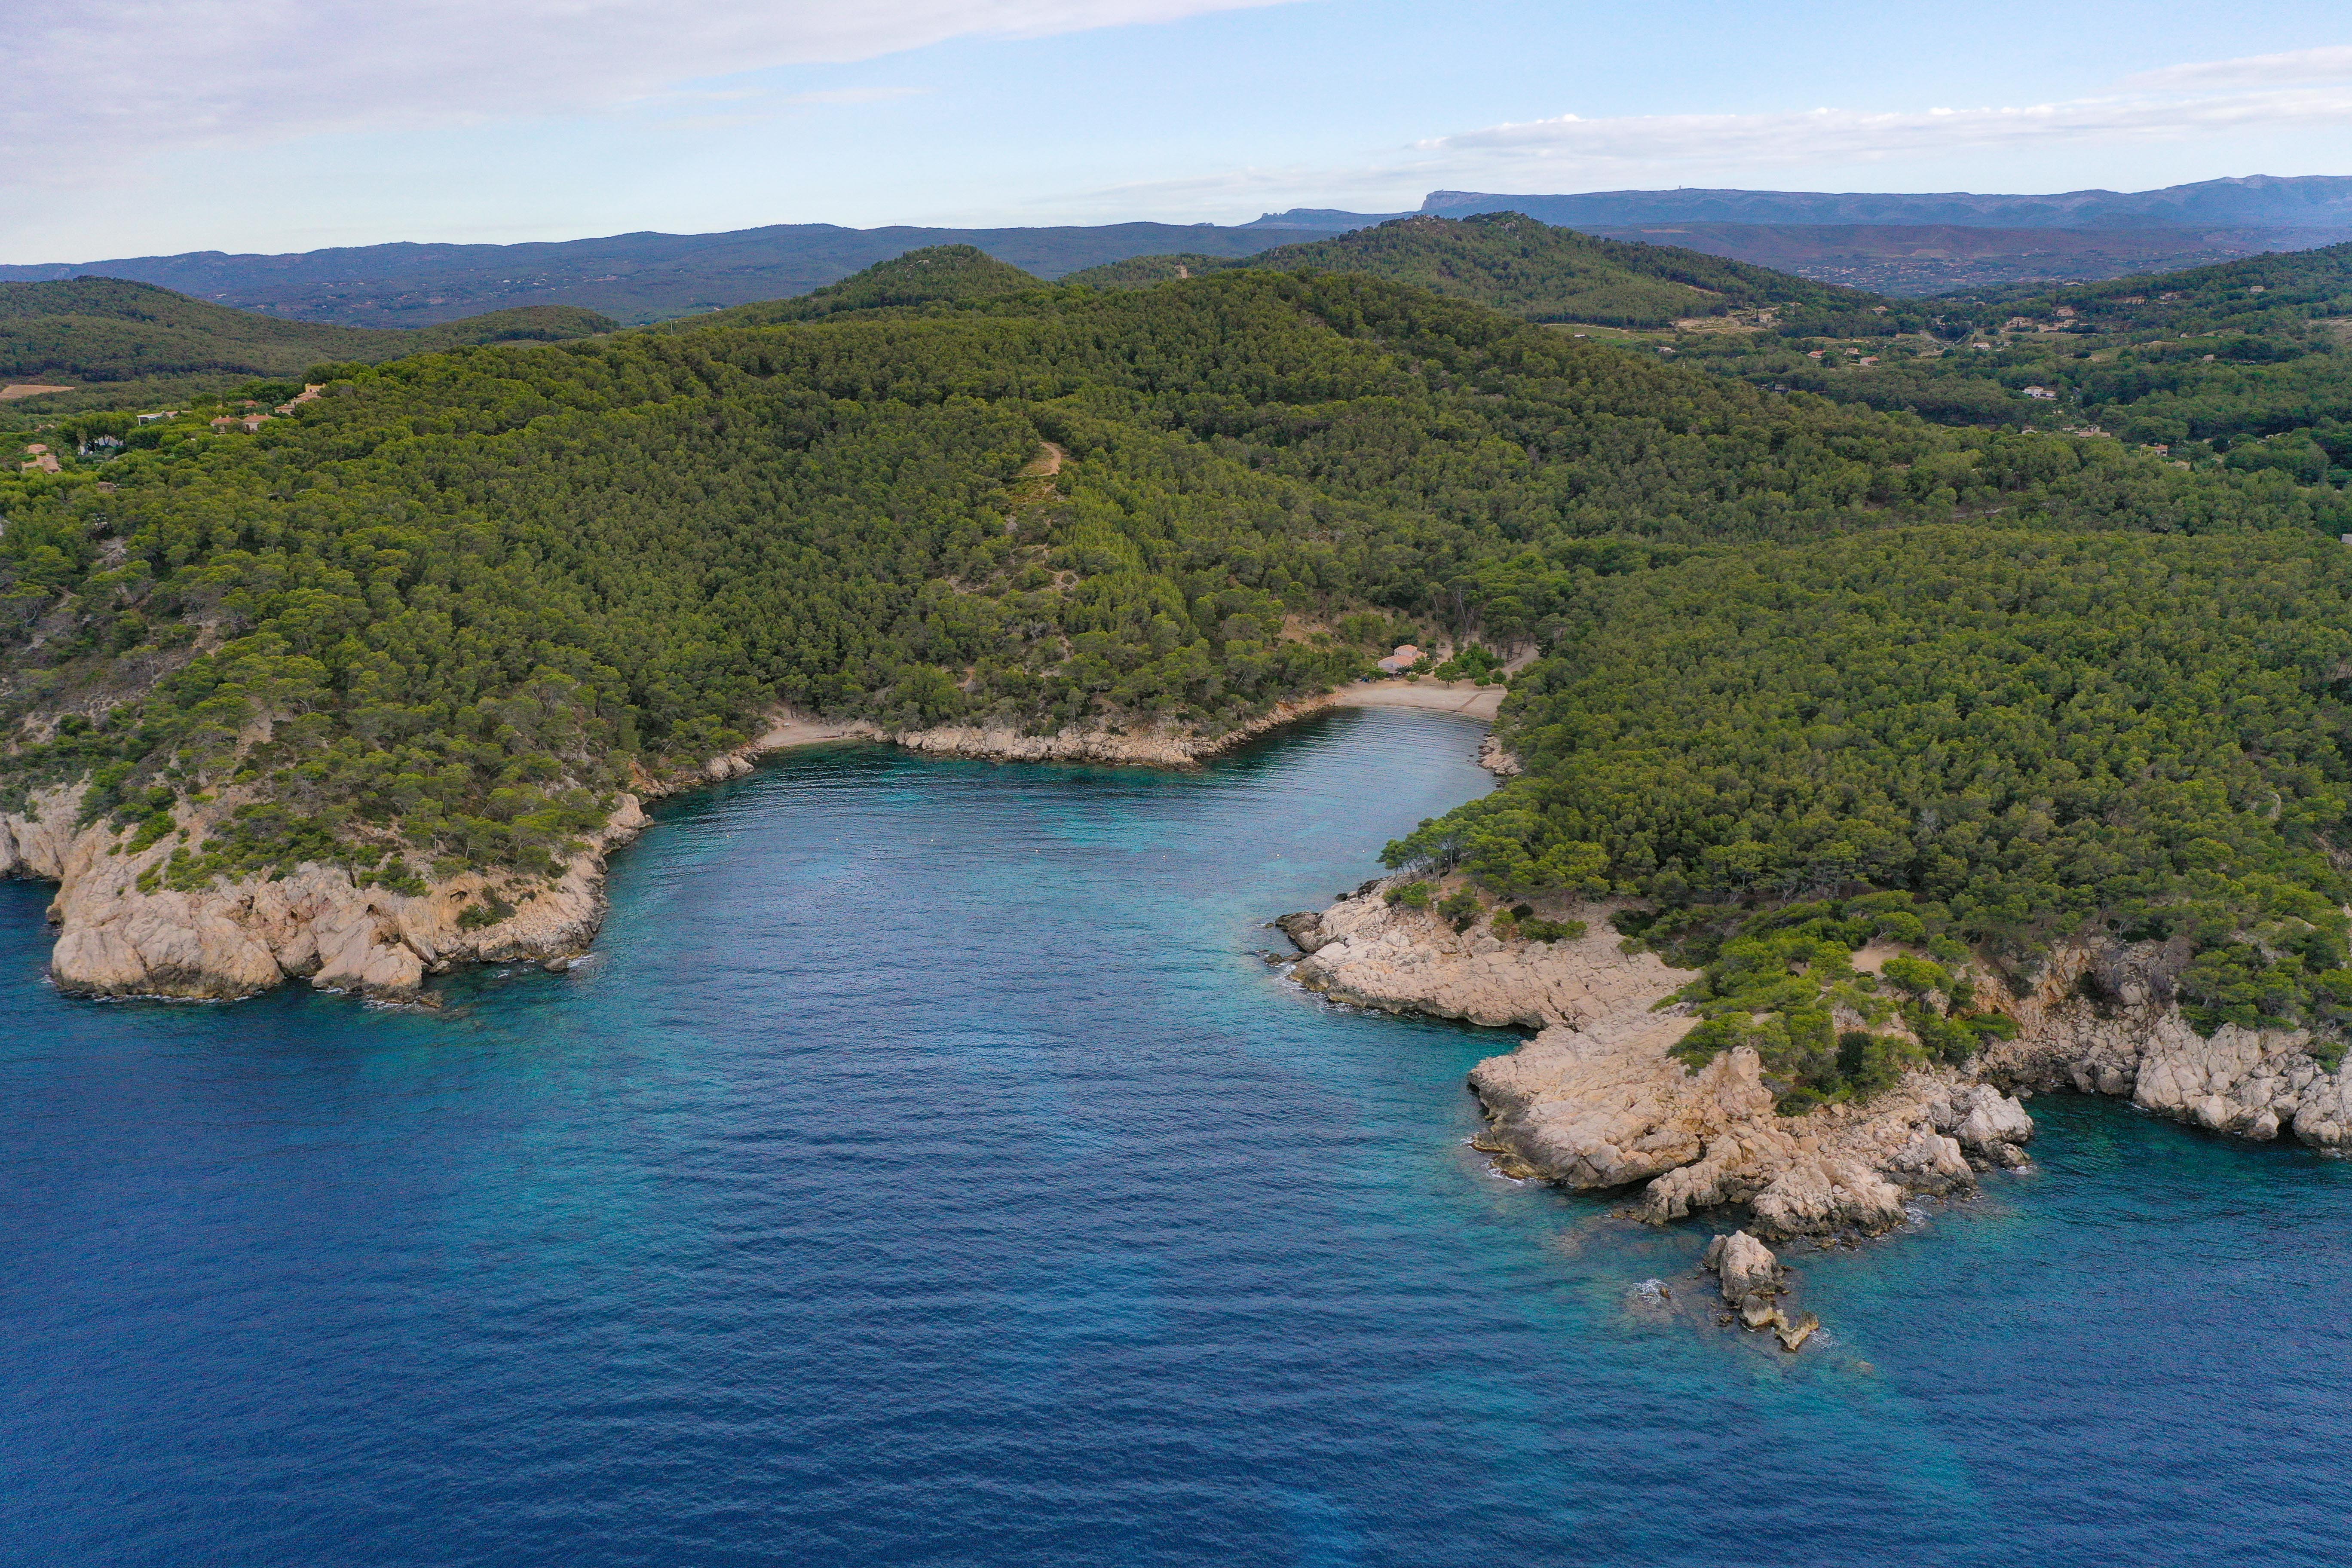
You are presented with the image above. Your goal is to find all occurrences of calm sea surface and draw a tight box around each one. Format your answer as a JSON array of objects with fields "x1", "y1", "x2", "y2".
[{"x1": 4, "y1": 708, "x2": 2349, "y2": 1566}]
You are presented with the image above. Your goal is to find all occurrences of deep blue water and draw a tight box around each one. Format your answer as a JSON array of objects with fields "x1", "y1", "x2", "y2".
[{"x1": 5, "y1": 707, "x2": 2350, "y2": 1566}]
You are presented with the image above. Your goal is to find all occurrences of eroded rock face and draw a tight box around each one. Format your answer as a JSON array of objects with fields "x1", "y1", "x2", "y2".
[
  {"x1": 1293, "y1": 885, "x2": 2008, "y2": 1237},
  {"x1": 1477, "y1": 733, "x2": 1523, "y2": 777},
  {"x1": 892, "y1": 697, "x2": 1337, "y2": 768},
  {"x1": 1292, "y1": 887, "x2": 1688, "y2": 1031},
  {"x1": 1705, "y1": 1229, "x2": 1779, "y2": 1314},
  {"x1": 1981, "y1": 943, "x2": 2352, "y2": 1151},
  {"x1": 1272, "y1": 912, "x2": 1332, "y2": 953},
  {"x1": 1298, "y1": 884, "x2": 2352, "y2": 1246},
  {"x1": 1, "y1": 784, "x2": 651, "y2": 1003}
]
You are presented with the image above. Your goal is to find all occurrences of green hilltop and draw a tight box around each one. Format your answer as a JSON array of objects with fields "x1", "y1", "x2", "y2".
[
  {"x1": 658, "y1": 245, "x2": 1047, "y2": 331},
  {"x1": 1064, "y1": 212, "x2": 1883, "y2": 328}
]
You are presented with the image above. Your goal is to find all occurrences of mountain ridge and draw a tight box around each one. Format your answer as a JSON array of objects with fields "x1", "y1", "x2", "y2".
[{"x1": 1418, "y1": 174, "x2": 2352, "y2": 230}]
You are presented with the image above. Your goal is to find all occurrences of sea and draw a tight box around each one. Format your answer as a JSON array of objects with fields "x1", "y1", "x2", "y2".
[{"x1": 3, "y1": 707, "x2": 2347, "y2": 1567}]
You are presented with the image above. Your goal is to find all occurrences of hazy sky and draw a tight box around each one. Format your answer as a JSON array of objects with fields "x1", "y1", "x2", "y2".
[{"x1": 8, "y1": 0, "x2": 2352, "y2": 260}]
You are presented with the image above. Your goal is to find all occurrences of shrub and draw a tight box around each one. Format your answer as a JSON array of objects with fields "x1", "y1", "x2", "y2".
[
  {"x1": 1384, "y1": 880, "x2": 1433, "y2": 910},
  {"x1": 1516, "y1": 916, "x2": 1586, "y2": 943},
  {"x1": 1437, "y1": 885, "x2": 1482, "y2": 931}
]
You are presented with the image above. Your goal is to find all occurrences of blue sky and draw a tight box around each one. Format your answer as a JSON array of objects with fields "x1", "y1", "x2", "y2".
[{"x1": 7, "y1": 0, "x2": 2352, "y2": 260}]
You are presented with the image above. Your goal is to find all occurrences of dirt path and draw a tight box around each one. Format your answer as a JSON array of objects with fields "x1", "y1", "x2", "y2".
[{"x1": 1003, "y1": 442, "x2": 1067, "y2": 533}]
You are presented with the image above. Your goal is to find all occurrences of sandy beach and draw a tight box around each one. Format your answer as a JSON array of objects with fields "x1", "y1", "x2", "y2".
[{"x1": 1323, "y1": 679, "x2": 1505, "y2": 721}]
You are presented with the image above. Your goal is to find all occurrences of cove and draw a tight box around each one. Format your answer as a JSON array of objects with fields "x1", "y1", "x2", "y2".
[{"x1": 3, "y1": 707, "x2": 2349, "y2": 1567}]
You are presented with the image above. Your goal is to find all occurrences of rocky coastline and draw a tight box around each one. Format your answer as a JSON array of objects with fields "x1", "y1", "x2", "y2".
[
  {"x1": 1272, "y1": 876, "x2": 2352, "y2": 1341},
  {"x1": 0, "y1": 686, "x2": 1477, "y2": 1005}
]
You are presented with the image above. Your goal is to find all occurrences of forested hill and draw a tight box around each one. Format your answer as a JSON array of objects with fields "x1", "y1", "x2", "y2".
[
  {"x1": 1063, "y1": 212, "x2": 1883, "y2": 328},
  {"x1": 1976, "y1": 240, "x2": 2352, "y2": 330},
  {"x1": 6, "y1": 256, "x2": 2352, "y2": 1062},
  {"x1": 657, "y1": 246, "x2": 1046, "y2": 330},
  {"x1": 0, "y1": 278, "x2": 616, "y2": 388},
  {"x1": 1655, "y1": 238, "x2": 2352, "y2": 481}
]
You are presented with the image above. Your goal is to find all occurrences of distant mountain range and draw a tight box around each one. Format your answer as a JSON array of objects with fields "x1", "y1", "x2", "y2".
[
  {"x1": 0, "y1": 221, "x2": 1330, "y2": 330},
  {"x1": 8, "y1": 176, "x2": 2351, "y2": 325},
  {"x1": 1411, "y1": 174, "x2": 2352, "y2": 230}
]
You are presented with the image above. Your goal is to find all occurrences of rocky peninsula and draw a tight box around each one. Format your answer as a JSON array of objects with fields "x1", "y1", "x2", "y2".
[{"x1": 1273, "y1": 872, "x2": 2352, "y2": 1340}]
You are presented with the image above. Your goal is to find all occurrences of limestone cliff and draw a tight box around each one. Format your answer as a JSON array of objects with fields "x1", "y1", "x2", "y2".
[{"x1": 1978, "y1": 942, "x2": 2352, "y2": 1151}]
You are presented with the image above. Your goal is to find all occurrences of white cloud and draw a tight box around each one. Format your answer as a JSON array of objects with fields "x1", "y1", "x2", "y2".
[
  {"x1": 0, "y1": 0, "x2": 1299, "y2": 167},
  {"x1": 1419, "y1": 88, "x2": 2352, "y2": 179},
  {"x1": 2119, "y1": 44, "x2": 2352, "y2": 92}
]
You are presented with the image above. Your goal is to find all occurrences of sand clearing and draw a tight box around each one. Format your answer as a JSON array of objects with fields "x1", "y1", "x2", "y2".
[
  {"x1": 1325, "y1": 679, "x2": 1504, "y2": 720},
  {"x1": 1, "y1": 384, "x2": 74, "y2": 401},
  {"x1": 748, "y1": 714, "x2": 882, "y2": 752}
]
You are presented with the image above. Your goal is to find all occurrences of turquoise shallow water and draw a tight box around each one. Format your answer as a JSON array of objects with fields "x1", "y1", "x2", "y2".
[{"x1": 4, "y1": 706, "x2": 2350, "y2": 1566}]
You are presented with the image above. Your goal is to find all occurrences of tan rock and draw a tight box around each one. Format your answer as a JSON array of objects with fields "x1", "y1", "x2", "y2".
[
  {"x1": 1295, "y1": 887, "x2": 1689, "y2": 1030},
  {"x1": 1749, "y1": 1156, "x2": 1908, "y2": 1240},
  {"x1": 1706, "y1": 1229, "x2": 1779, "y2": 1308},
  {"x1": 1703, "y1": 1229, "x2": 1819, "y2": 1349},
  {"x1": 1296, "y1": 883, "x2": 1985, "y2": 1237},
  {"x1": 1979, "y1": 941, "x2": 2352, "y2": 1152},
  {"x1": 1, "y1": 780, "x2": 653, "y2": 1003}
]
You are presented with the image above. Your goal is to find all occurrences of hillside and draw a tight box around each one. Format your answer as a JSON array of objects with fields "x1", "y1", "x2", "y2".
[
  {"x1": 1660, "y1": 240, "x2": 2352, "y2": 481},
  {"x1": 1575, "y1": 222, "x2": 2352, "y2": 297},
  {"x1": 1064, "y1": 213, "x2": 1879, "y2": 328},
  {"x1": 3, "y1": 253, "x2": 2350, "y2": 1031},
  {"x1": 0, "y1": 278, "x2": 615, "y2": 389}
]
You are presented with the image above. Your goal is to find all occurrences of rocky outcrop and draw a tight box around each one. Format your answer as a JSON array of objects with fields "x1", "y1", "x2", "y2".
[
  {"x1": 1703, "y1": 1230, "x2": 1817, "y2": 1351},
  {"x1": 2, "y1": 783, "x2": 649, "y2": 1003},
  {"x1": 1286, "y1": 882, "x2": 2034, "y2": 1239},
  {"x1": 1271, "y1": 911, "x2": 1335, "y2": 953},
  {"x1": 1980, "y1": 941, "x2": 2352, "y2": 1151},
  {"x1": 1477, "y1": 732, "x2": 1522, "y2": 777},
  {"x1": 1291, "y1": 886, "x2": 1682, "y2": 1031}
]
